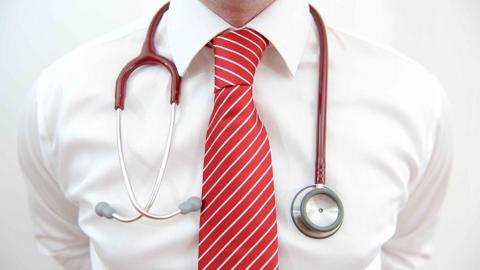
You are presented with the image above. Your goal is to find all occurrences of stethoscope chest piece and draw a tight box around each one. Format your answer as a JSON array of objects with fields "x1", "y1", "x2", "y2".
[{"x1": 291, "y1": 184, "x2": 344, "y2": 239}]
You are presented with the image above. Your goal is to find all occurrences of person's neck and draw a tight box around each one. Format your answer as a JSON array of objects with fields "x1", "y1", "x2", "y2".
[{"x1": 200, "y1": 0, "x2": 275, "y2": 28}]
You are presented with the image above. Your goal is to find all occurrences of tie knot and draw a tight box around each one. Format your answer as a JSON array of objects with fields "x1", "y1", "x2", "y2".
[{"x1": 212, "y1": 28, "x2": 269, "y2": 88}]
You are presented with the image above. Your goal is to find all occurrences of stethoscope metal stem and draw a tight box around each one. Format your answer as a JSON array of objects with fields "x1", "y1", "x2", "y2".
[{"x1": 115, "y1": 103, "x2": 179, "y2": 221}]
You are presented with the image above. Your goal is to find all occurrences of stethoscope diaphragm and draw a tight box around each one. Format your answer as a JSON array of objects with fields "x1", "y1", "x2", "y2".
[{"x1": 291, "y1": 184, "x2": 344, "y2": 239}]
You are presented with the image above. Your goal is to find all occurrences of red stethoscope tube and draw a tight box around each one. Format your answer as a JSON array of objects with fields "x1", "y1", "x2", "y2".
[
  {"x1": 114, "y1": 2, "x2": 329, "y2": 186},
  {"x1": 114, "y1": 2, "x2": 180, "y2": 109}
]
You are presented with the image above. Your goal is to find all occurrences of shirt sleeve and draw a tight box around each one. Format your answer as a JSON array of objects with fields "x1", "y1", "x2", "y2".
[
  {"x1": 381, "y1": 78, "x2": 454, "y2": 269},
  {"x1": 17, "y1": 71, "x2": 92, "y2": 270}
]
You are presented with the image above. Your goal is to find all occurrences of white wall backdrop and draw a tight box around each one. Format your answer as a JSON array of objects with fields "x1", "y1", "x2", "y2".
[{"x1": 0, "y1": 0, "x2": 478, "y2": 269}]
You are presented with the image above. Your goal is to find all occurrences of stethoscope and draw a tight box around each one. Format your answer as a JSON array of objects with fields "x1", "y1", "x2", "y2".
[{"x1": 95, "y1": 2, "x2": 344, "y2": 239}]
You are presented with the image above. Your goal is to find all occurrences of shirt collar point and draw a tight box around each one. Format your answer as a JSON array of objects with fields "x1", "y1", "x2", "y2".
[
  {"x1": 269, "y1": 44, "x2": 300, "y2": 76},
  {"x1": 286, "y1": 61, "x2": 300, "y2": 77}
]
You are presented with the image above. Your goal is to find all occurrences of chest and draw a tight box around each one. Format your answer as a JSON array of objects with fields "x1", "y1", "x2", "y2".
[{"x1": 52, "y1": 49, "x2": 421, "y2": 269}]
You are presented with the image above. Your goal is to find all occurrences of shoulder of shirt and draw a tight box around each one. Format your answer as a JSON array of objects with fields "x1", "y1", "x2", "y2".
[
  {"x1": 320, "y1": 23, "x2": 452, "y2": 170},
  {"x1": 38, "y1": 16, "x2": 151, "y2": 84},
  {"x1": 30, "y1": 16, "x2": 163, "y2": 143},
  {"x1": 323, "y1": 23, "x2": 449, "y2": 121},
  {"x1": 330, "y1": 26, "x2": 432, "y2": 74}
]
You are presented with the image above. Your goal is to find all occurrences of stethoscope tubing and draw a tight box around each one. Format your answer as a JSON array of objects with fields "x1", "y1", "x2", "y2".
[
  {"x1": 98, "y1": 1, "x2": 343, "y2": 239},
  {"x1": 310, "y1": 4, "x2": 328, "y2": 186}
]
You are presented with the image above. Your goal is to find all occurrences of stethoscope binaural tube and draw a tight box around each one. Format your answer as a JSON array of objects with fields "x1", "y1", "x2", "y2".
[
  {"x1": 95, "y1": 103, "x2": 202, "y2": 222},
  {"x1": 95, "y1": 2, "x2": 201, "y2": 222}
]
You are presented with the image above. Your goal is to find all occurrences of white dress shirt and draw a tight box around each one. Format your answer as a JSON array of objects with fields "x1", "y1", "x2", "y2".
[{"x1": 18, "y1": 0, "x2": 453, "y2": 269}]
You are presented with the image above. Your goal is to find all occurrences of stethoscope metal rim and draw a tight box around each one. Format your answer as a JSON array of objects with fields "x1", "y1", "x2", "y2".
[{"x1": 291, "y1": 184, "x2": 344, "y2": 239}]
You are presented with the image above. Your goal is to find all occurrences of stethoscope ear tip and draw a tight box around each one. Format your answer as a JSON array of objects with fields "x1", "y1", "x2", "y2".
[
  {"x1": 179, "y1": 197, "x2": 202, "y2": 214},
  {"x1": 95, "y1": 202, "x2": 116, "y2": 219}
]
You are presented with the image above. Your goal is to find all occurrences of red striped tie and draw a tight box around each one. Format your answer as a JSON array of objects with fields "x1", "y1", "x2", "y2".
[{"x1": 198, "y1": 28, "x2": 280, "y2": 270}]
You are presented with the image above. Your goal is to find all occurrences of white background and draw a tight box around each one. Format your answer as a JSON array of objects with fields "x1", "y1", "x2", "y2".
[{"x1": 0, "y1": 0, "x2": 479, "y2": 269}]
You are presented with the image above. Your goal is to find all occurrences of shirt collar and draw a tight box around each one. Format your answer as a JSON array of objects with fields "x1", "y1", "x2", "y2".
[{"x1": 167, "y1": 0, "x2": 310, "y2": 76}]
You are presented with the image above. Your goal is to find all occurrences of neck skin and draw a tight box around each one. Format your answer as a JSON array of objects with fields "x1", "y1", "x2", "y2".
[{"x1": 200, "y1": 0, "x2": 275, "y2": 27}]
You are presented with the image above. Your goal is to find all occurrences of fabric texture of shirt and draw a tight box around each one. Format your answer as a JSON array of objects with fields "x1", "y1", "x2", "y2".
[{"x1": 17, "y1": 0, "x2": 454, "y2": 269}]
